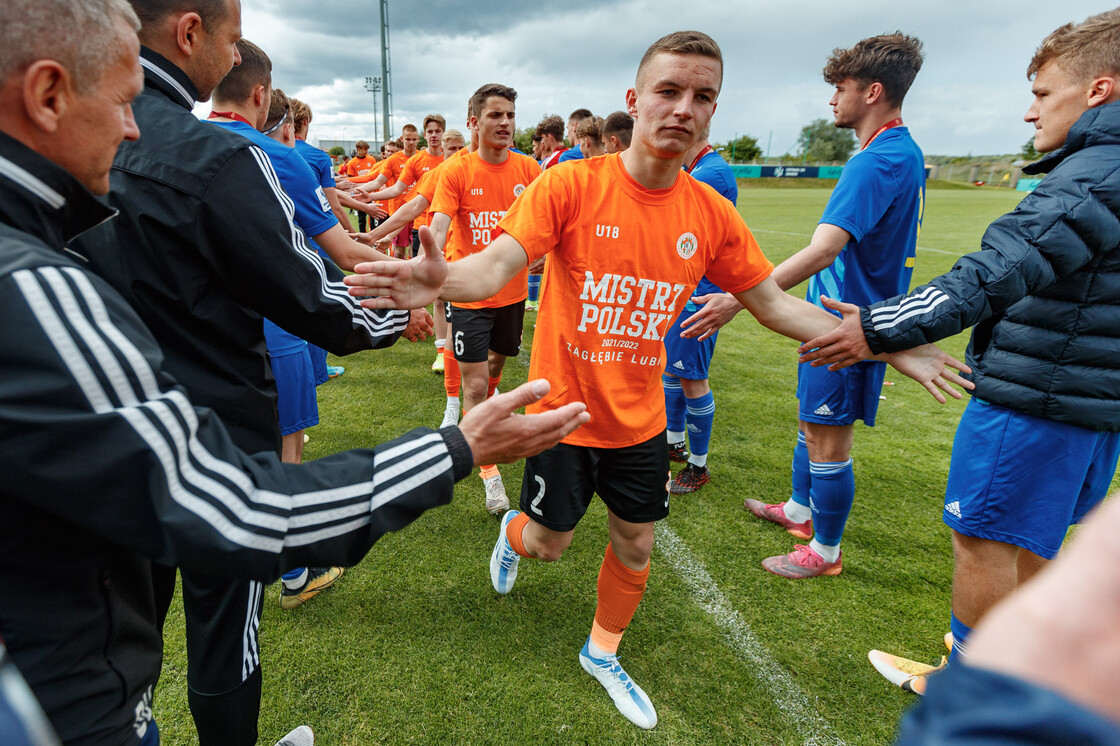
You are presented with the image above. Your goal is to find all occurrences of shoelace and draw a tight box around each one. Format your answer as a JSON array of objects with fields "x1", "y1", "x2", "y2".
[
  {"x1": 791, "y1": 545, "x2": 824, "y2": 566},
  {"x1": 595, "y1": 654, "x2": 636, "y2": 693},
  {"x1": 499, "y1": 539, "x2": 518, "y2": 570}
]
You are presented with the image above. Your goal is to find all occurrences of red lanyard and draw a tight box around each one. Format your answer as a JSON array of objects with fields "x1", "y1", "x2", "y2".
[
  {"x1": 862, "y1": 118, "x2": 903, "y2": 150},
  {"x1": 208, "y1": 111, "x2": 254, "y2": 127},
  {"x1": 687, "y1": 145, "x2": 715, "y2": 173}
]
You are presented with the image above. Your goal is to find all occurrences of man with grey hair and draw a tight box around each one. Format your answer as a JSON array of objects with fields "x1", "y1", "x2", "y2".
[
  {"x1": 66, "y1": 0, "x2": 448, "y2": 743},
  {"x1": 0, "y1": 4, "x2": 588, "y2": 743}
]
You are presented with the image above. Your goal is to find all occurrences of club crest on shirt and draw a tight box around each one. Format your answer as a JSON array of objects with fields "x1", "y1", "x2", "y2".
[
  {"x1": 676, "y1": 232, "x2": 698, "y2": 260},
  {"x1": 513, "y1": 183, "x2": 526, "y2": 197}
]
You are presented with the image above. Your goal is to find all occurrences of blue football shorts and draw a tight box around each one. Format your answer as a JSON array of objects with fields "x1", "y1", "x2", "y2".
[
  {"x1": 797, "y1": 359, "x2": 887, "y2": 426},
  {"x1": 663, "y1": 305, "x2": 718, "y2": 380},
  {"x1": 271, "y1": 347, "x2": 319, "y2": 436},
  {"x1": 943, "y1": 398, "x2": 1120, "y2": 558}
]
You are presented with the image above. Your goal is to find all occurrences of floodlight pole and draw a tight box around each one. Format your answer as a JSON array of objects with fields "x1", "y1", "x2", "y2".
[
  {"x1": 379, "y1": 0, "x2": 393, "y2": 143},
  {"x1": 364, "y1": 76, "x2": 381, "y2": 146}
]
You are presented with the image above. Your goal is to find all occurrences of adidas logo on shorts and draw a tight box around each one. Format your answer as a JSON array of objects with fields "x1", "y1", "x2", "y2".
[
  {"x1": 813, "y1": 404, "x2": 834, "y2": 417},
  {"x1": 673, "y1": 361, "x2": 685, "y2": 370},
  {"x1": 945, "y1": 500, "x2": 962, "y2": 519}
]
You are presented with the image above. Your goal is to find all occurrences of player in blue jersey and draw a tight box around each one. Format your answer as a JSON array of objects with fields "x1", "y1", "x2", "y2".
[
  {"x1": 662, "y1": 126, "x2": 738, "y2": 494},
  {"x1": 558, "y1": 108, "x2": 593, "y2": 163},
  {"x1": 292, "y1": 97, "x2": 359, "y2": 381},
  {"x1": 758, "y1": 33, "x2": 926, "y2": 577},
  {"x1": 684, "y1": 33, "x2": 926, "y2": 577}
]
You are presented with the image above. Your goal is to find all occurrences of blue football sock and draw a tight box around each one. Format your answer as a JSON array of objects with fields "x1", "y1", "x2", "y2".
[
  {"x1": 527, "y1": 274, "x2": 540, "y2": 302},
  {"x1": 684, "y1": 390, "x2": 714, "y2": 467},
  {"x1": 808, "y1": 458, "x2": 855, "y2": 547},
  {"x1": 663, "y1": 375, "x2": 686, "y2": 436},
  {"x1": 790, "y1": 431, "x2": 811, "y2": 507},
  {"x1": 282, "y1": 567, "x2": 308, "y2": 589},
  {"x1": 949, "y1": 611, "x2": 973, "y2": 664}
]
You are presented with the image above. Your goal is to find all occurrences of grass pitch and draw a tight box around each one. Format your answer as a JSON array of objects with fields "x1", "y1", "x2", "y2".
[{"x1": 154, "y1": 186, "x2": 1117, "y2": 744}]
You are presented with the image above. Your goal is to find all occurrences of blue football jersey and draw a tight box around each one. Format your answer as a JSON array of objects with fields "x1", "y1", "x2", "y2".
[
  {"x1": 810, "y1": 127, "x2": 925, "y2": 312},
  {"x1": 687, "y1": 150, "x2": 739, "y2": 302}
]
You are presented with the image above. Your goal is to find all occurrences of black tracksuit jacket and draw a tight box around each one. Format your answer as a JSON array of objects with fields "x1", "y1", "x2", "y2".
[
  {"x1": 76, "y1": 48, "x2": 411, "y2": 456},
  {"x1": 0, "y1": 132, "x2": 471, "y2": 745}
]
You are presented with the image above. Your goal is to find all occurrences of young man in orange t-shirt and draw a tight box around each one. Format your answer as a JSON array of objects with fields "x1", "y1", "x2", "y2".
[
  {"x1": 342, "y1": 140, "x2": 377, "y2": 231},
  {"x1": 359, "y1": 130, "x2": 468, "y2": 406},
  {"x1": 428, "y1": 84, "x2": 540, "y2": 515},
  {"x1": 364, "y1": 114, "x2": 449, "y2": 365},
  {"x1": 344, "y1": 31, "x2": 968, "y2": 729},
  {"x1": 356, "y1": 124, "x2": 421, "y2": 254}
]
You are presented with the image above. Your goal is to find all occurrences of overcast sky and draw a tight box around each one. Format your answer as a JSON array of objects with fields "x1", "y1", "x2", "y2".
[{"x1": 195, "y1": 1, "x2": 1114, "y2": 156}]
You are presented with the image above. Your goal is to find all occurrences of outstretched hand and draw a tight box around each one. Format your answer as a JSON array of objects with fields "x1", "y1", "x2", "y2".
[
  {"x1": 344, "y1": 224, "x2": 447, "y2": 310},
  {"x1": 797, "y1": 295, "x2": 871, "y2": 370},
  {"x1": 882, "y1": 344, "x2": 974, "y2": 403},
  {"x1": 457, "y1": 380, "x2": 591, "y2": 466},
  {"x1": 679, "y1": 293, "x2": 744, "y2": 340}
]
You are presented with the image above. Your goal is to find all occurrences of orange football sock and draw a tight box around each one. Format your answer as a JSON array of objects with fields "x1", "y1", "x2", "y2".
[
  {"x1": 443, "y1": 349, "x2": 461, "y2": 398},
  {"x1": 505, "y1": 512, "x2": 532, "y2": 557},
  {"x1": 480, "y1": 464, "x2": 499, "y2": 480},
  {"x1": 590, "y1": 542, "x2": 649, "y2": 656},
  {"x1": 487, "y1": 375, "x2": 502, "y2": 398}
]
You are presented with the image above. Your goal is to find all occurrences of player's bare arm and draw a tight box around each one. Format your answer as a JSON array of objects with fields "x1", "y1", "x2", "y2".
[
  {"x1": 681, "y1": 224, "x2": 852, "y2": 341},
  {"x1": 337, "y1": 191, "x2": 388, "y2": 220},
  {"x1": 735, "y1": 279, "x2": 971, "y2": 402},
  {"x1": 344, "y1": 226, "x2": 527, "y2": 310},
  {"x1": 313, "y1": 223, "x2": 396, "y2": 271},
  {"x1": 356, "y1": 173, "x2": 389, "y2": 193},
  {"x1": 458, "y1": 380, "x2": 591, "y2": 466},
  {"x1": 428, "y1": 212, "x2": 452, "y2": 255},
  {"x1": 795, "y1": 295, "x2": 974, "y2": 402},
  {"x1": 770, "y1": 223, "x2": 852, "y2": 291},
  {"x1": 323, "y1": 186, "x2": 352, "y2": 230},
  {"x1": 366, "y1": 180, "x2": 408, "y2": 202},
  {"x1": 733, "y1": 275, "x2": 845, "y2": 342},
  {"x1": 796, "y1": 295, "x2": 875, "y2": 369},
  {"x1": 354, "y1": 196, "x2": 430, "y2": 247}
]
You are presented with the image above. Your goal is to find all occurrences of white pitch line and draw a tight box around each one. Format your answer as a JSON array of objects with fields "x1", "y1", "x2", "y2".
[
  {"x1": 656, "y1": 524, "x2": 845, "y2": 746},
  {"x1": 751, "y1": 228, "x2": 962, "y2": 257}
]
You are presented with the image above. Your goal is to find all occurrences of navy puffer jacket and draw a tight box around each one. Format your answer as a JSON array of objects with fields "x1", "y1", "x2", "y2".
[{"x1": 860, "y1": 101, "x2": 1120, "y2": 431}]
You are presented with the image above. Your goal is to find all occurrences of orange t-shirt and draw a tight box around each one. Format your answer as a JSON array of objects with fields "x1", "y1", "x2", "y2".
[
  {"x1": 431, "y1": 150, "x2": 540, "y2": 309},
  {"x1": 498, "y1": 153, "x2": 774, "y2": 448},
  {"x1": 345, "y1": 160, "x2": 389, "y2": 212},
  {"x1": 348, "y1": 159, "x2": 386, "y2": 183},
  {"x1": 346, "y1": 155, "x2": 378, "y2": 178},
  {"x1": 378, "y1": 150, "x2": 414, "y2": 215},
  {"x1": 397, "y1": 150, "x2": 445, "y2": 227},
  {"x1": 408, "y1": 166, "x2": 446, "y2": 241}
]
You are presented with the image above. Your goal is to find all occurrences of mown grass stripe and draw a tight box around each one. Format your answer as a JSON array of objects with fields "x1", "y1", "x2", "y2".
[{"x1": 656, "y1": 523, "x2": 846, "y2": 746}]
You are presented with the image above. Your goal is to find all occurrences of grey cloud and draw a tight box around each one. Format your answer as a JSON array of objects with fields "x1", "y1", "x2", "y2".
[{"x1": 239, "y1": 0, "x2": 1109, "y2": 155}]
